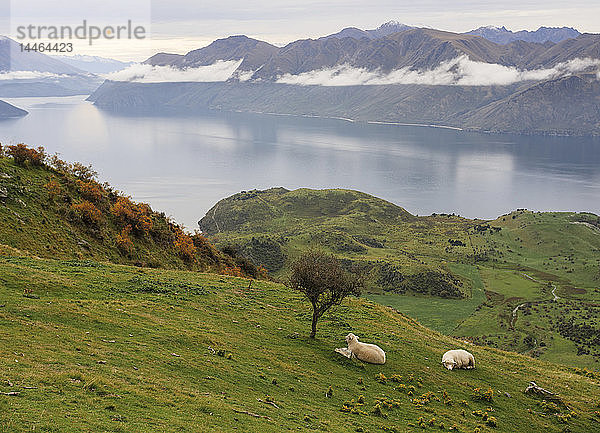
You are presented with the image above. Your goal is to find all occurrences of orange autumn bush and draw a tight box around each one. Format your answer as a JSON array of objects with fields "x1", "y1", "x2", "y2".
[
  {"x1": 256, "y1": 265, "x2": 269, "y2": 279},
  {"x1": 173, "y1": 228, "x2": 197, "y2": 262},
  {"x1": 191, "y1": 233, "x2": 222, "y2": 262},
  {"x1": 6, "y1": 144, "x2": 46, "y2": 166},
  {"x1": 44, "y1": 179, "x2": 62, "y2": 201},
  {"x1": 221, "y1": 266, "x2": 244, "y2": 277},
  {"x1": 111, "y1": 196, "x2": 153, "y2": 235},
  {"x1": 71, "y1": 201, "x2": 103, "y2": 226},
  {"x1": 77, "y1": 180, "x2": 104, "y2": 203},
  {"x1": 116, "y1": 225, "x2": 134, "y2": 255}
]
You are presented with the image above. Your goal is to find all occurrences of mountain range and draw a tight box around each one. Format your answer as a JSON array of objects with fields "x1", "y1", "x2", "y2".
[
  {"x1": 0, "y1": 37, "x2": 102, "y2": 97},
  {"x1": 91, "y1": 26, "x2": 600, "y2": 135},
  {"x1": 140, "y1": 28, "x2": 600, "y2": 80},
  {"x1": 466, "y1": 25, "x2": 581, "y2": 44},
  {"x1": 50, "y1": 54, "x2": 133, "y2": 74},
  {"x1": 1, "y1": 22, "x2": 598, "y2": 135},
  {"x1": 326, "y1": 22, "x2": 581, "y2": 45},
  {"x1": 322, "y1": 20, "x2": 415, "y2": 40}
]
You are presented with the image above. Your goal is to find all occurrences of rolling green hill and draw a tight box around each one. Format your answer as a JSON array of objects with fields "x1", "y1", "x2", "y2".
[
  {"x1": 198, "y1": 188, "x2": 600, "y2": 368},
  {"x1": 1, "y1": 148, "x2": 599, "y2": 431},
  {"x1": 1, "y1": 251, "x2": 599, "y2": 432}
]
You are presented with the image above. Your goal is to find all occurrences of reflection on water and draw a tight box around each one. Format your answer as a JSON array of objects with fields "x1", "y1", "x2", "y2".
[{"x1": 1, "y1": 95, "x2": 599, "y2": 228}]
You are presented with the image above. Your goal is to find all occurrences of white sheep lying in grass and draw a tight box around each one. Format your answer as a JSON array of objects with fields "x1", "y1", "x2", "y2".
[
  {"x1": 441, "y1": 349, "x2": 475, "y2": 370},
  {"x1": 345, "y1": 333, "x2": 386, "y2": 364}
]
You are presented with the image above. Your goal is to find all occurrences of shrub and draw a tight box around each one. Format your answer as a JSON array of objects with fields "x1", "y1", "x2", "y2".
[
  {"x1": 77, "y1": 180, "x2": 104, "y2": 203},
  {"x1": 191, "y1": 233, "x2": 222, "y2": 264},
  {"x1": 48, "y1": 154, "x2": 70, "y2": 173},
  {"x1": 6, "y1": 144, "x2": 46, "y2": 166},
  {"x1": 539, "y1": 400, "x2": 560, "y2": 414},
  {"x1": 340, "y1": 399, "x2": 367, "y2": 415},
  {"x1": 471, "y1": 387, "x2": 494, "y2": 402},
  {"x1": 256, "y1": 265, "x2": 269, "y2": 279},
  {"x1": 389, "y1": 374, "x2": 404, "y2": 383},
  {"x1": 173, "y1": 228, "x2": 196, "y2": 262},
  {"x1": 116, "y1": 225, "x2": 134, "y2": 255},
  {"x1": 71, "y1": 201, "x2": 103, "y2": 226},
  {"x1": 372, "y1": 403, "x2": 386, "y2": 417},
  {"x1": 111, "y1": 196, "x2": 153, "y2": 235},
  {"x1": 412, "y1": 391, "x2": 439, "y2": 407},
  {"x1": 443, "y1": 391, "x2": 453, "y2": 405},
  {"x1": 375, "y1": 372, "x2": 387, "y2": 384},
  {"x1": 71, "y1": 162, "x2": 98, "y2": 181},
  {"x1": 44, "y1": 179, "x2": 62, "y2": 201},
  {"x1": 221, "y1": 266, "x2": 243, "y2": 277}
]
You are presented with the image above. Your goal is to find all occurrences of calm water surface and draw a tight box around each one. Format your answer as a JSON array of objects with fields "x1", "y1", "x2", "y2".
[{"x1": 1, "y1": 95, "x2": 599, "y2": 228}]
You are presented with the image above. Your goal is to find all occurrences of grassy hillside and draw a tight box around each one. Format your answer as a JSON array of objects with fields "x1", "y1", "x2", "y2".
[
  {"x1": 198, "y1": 188, "x2": 600, "y2": 368},
  {"x1": 0, "y1": 144, "x2": 261, "y2": 278},
  {"x1": 1, "y1": 146, "x2": 599, "y2": 431},
  {"x1": 1, "y1": 250, "x2": 599, "y2": 432}
]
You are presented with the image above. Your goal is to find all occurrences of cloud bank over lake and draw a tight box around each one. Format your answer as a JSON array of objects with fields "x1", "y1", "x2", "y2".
[
  {"x1": 276, "y1": 56, "x2": 600, "y2": 86},
  {"x1": 104, "y1": 56, "x2": 600, "y2": 86},
  {"x1": 105, "y1": 60, "x2": 242, "y2": 83},
  {"x1": 0, "y1": 71, "x2": 69, "y2": 80}
]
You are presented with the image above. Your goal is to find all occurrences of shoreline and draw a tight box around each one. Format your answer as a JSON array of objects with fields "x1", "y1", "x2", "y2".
[{"x1": 238, "y1": 109, "x2": 468, "y2": 131}]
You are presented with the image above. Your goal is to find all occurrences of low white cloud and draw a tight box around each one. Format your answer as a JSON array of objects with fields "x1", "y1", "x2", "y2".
[
  {"x1": 234, "y1": 69, "x2": 256, "y2": 82},
  {"x1": 105, "y1": 59, "x2": 243, "y2": 83},
  {"x1": 102, "y1": 56, "x2": 600, "y2": 86},
  {"x1": 0, "y1": 70, "x2": 68, "y2": 80},
  {"x1": 276, "y1": 56, "x2": 600, "y2": 86}
]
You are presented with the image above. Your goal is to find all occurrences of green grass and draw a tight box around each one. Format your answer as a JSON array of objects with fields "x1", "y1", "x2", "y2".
[
  {"x1": 366, "y1": 264, "x2": 486, "y2": 334},
  {"x1": 198, "y1": 188, "x2": 600, "y2": 368},
  {"x1": 2, "y1": 152, "x2": 600, "y2": 430},
  {"x1": 1, "y1": 252, "x2": 599, "y2": 432}
]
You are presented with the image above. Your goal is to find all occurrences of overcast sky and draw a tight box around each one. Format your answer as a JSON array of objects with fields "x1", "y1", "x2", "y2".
[{"x1": 3, "y1": 0, "x2": 600, "y2": 61}]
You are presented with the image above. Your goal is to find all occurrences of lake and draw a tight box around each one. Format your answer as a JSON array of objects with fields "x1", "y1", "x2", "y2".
[{"x1": 1, "y1": 95, "x2": 599, "y2": 228}]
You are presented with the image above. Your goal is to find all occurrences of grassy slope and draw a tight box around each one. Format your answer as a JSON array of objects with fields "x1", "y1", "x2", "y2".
[
  {"x1": 0, "y1": 155, "x2": 251, "y2": 275},
  {"x1": 198, "y1": 188, "x2": 600, "y2": 368},
  {"x1": 1, "y1": 251, "x2": 599, "y2": 432}
]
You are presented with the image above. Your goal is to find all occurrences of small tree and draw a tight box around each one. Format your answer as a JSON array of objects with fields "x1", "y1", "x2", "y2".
[{"x1": 288, "y1": 250, "x2": 363, "y2": 338}]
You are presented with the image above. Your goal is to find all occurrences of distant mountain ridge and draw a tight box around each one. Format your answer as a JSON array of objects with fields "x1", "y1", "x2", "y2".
[
  {"x1": 91, "y1": 25, "x2": 600, "y2": 136},
  {"x1": 50, "y1": 54, "x2": 133, "y2": 74},
  {"x1": 466, "y1": 25, "x2": 581, "y2": 44},
  {"x1": 0, "y1": 37, "x2": 102, "y2": 96},
  {"x1": 322, "y1": 21, "x2": 415, "y2": 40},
  {"x1": 323, "y1": 23, "x2": 581, "y2": 45},
  {"x1": 140, "y1": 28, "x2": 598, "y2": 80},
  {"x1": 0, "y1": 36, "x2": 83, "y2": 74}
]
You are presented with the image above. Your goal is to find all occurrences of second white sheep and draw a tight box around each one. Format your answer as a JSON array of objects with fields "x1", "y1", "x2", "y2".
[{"x1": 441, "y1": 349, "x2": 475, "y2": 370}]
